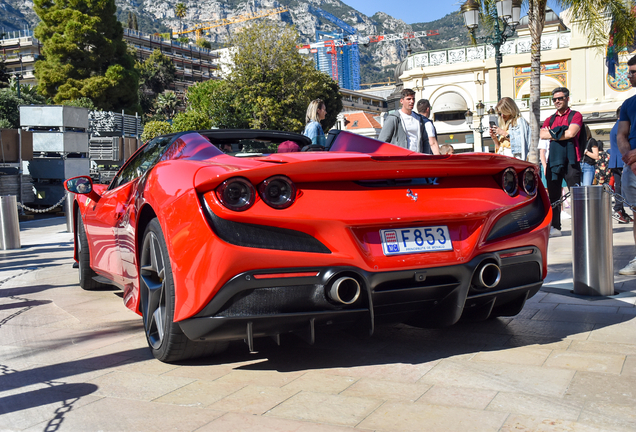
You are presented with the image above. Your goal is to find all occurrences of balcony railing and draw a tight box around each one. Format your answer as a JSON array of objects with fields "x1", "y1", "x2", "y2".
[
  {"x1": 476, "y1": 96, "x2": 556, "y2": 113},
  {"x1": 406, "y1": 32, "x2": 571, "y2": 70}
]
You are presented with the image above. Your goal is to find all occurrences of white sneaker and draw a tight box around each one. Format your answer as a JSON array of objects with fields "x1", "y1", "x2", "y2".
[
  {"x1": 619, "y1": 257, "x2": 636, "y2": 275},
  {"x1": 549, "y1": 227, "x2": 562, "y2": 237}
]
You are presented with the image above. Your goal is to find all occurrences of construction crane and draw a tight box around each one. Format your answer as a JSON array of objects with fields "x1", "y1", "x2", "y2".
[
  {"x1": 299, "y1": 29, "x2": 439, "y2": 89},
  {"x1": 298, "y1": 29, "x2": 440, "y2": 52},
  {"x1": 173, "y1": 7, "x2": 289, "y2": 38},
  {"x1": 308, "y1": 6, "x2": 360, "y2": 90}
]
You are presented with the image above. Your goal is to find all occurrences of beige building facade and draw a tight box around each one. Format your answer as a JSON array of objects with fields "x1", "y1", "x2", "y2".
[{"x1": 398, "y1": 9, "x2": 636, "y2": 154}]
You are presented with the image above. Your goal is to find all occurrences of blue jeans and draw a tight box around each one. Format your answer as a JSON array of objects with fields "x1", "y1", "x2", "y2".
[{"x1": 581, "y1": 162, "x2": 596, "y2": 186}]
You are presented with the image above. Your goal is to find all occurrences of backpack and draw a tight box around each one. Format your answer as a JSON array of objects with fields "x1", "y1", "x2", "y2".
[{"x1": 549, "y1": 110, "x2": 587, "y2": 161}]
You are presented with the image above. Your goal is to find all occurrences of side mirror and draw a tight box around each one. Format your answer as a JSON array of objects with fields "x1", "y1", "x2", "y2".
[
  {"x1": 65, "y1": 176, "x2": 101, "y2": 203},
  {"x1": 65, "y1": 176, "x2": 93, "y2": 194}
]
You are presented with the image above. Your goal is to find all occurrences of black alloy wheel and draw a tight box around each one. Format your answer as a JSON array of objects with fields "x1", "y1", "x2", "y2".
[{"x1": 139, "y1": 218, "x2": 227, "y2": 362}]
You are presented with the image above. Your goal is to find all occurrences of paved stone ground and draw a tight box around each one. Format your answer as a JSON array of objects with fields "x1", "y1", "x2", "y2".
[{"x1": 1, "y1": 214, "x2": 636, "y2": 432}]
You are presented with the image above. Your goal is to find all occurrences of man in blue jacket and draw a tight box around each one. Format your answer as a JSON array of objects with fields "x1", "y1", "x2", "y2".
[
  {"x1": 617, "y1": 55, "x2": 636, "y2": 274},
  {"x1": 610, "y1": 106, "x2": 632, "y2": 224}
]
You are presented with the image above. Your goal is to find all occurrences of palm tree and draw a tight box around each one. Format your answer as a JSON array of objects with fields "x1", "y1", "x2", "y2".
[
  {"x1": 155, "y1": 91, "x2": 181, "y2": 120},
  {"x1": 478, "y1": 0, "x2": 636, "y2": 164},
  {"x1": 175, "y1": 3, "x2": 187, "y2": 34}
]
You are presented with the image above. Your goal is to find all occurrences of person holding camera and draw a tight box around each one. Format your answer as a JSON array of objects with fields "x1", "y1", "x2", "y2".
[{"x1": 489, "y1": 97, "x2": 530, "y2": 160}]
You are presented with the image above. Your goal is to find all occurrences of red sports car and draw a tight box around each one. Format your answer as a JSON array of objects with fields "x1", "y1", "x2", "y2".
[{"x1": 65, "y1": 129, "x2": 551, "y2": 362}]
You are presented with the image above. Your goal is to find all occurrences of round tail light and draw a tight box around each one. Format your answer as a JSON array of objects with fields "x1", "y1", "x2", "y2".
[
  {"x1": 259, "y1": 175, "x2": 297, "y2": 209},
  {"x1": 502, "y1": 168, "x2": 518, "y2": 196},
  {"x1": 216, "y1": 177, "x2": 255, "y2": 211},
  {"x1": 522, "y1": 168, "x2": 538, "y2": 195}
]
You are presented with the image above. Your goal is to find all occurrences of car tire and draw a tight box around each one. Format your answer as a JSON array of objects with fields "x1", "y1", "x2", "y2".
[
  {"x1": 139, "y1": 218, "x2": 227, "y2": 363},
  {"x1": 77, "y1": 215, "x2": 108, "y2": 290}
]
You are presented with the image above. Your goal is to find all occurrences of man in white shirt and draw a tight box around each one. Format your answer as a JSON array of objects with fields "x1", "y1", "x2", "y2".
[
  {"x1": 378, "y1": 89, "x2": 433, "y2": 154},
  {"x1": 416, "y1": 99, "x2": 440, "y2": 155}
]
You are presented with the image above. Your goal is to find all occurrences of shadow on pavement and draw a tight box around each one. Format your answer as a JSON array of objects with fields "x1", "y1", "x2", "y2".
[
  {"x1": 0, "y1": 383, "x2": 98, "y2": 416},
  {"x1": 0, "y1": 244, "x2": 74, "y2": 259},
  {"x1": 177, "y1": 302, "x2": 634, "y2": 372},
  {"x1": 0, "y1": 348, "x2": 150, "y2": 395}
]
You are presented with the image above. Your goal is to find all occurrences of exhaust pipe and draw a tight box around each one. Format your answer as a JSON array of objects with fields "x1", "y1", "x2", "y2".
[
  {"x1": 475, "y1": 262, "x2": 501, "y2": 289},
  {"x1": 327, "y1": 276, "x2": 361, "y2": 305}
]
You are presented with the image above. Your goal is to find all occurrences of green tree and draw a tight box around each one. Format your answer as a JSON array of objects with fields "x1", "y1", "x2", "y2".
[
  {"x1": 137, "y1": 49, "x2": 176, "y2": 95},
  {"x1": 60, "y1": 97, "x2": 97, "y2": 110},
  {"x1": 172, "y1": 110, "x2": 211, "y2": 132},
  {"x1": 136, "y1": 49, "x2": 177, "y2": 119},
  {"x1": 154, "y1": 91, "x2": 180, "y2": 120},
  {"x1": 127, "y1": 12, "x2": 139, "y2": 31},
  {"x1": 195, "y1": 38, "x2": 211, "y2": 49},
  {"x1": 0, "y1": 59, "x2": 10, "y2": 89},
  {"x1": 219, "y1": 20, "x2": 342, "y2": 131},
  {"x1": 33, "y1": 0, "x2": 139, "y2": 112},
  {"x1": 0, "y1": 86, "x2": 47, "y2": 128},
  {"x1": 186, "y1": 79, "x2": 249, "y2": 129},
  {"x1": 141, "y1": 120, "x2": 172, "y2": 142},
  {"x1": 175, "y1": 3, "x2": 187, "y2": 33},
  {"x1": 477, "y1": 0, "x2": 636, "y2": 163}
]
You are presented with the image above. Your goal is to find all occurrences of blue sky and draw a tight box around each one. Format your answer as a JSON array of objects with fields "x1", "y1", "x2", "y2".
[{"x1": 340, "y1": 0, "x2": 564, "y2": 25}]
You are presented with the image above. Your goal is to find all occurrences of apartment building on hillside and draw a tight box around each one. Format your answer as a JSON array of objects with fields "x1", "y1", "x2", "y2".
[{"x1": 0, "y1": 29, "x2": 219, "y2": 94}]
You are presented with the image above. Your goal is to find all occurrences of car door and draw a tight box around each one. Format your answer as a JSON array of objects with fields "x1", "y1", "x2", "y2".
[
  {"x1": 109, "y1": 135, "x2": 176, "y2": 287},
  {"x1": 83, "y1": 181, "x2": 136, "y2": 285}
]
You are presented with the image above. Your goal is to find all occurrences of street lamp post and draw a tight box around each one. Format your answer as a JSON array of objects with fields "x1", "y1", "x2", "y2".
[
  {"x1": 460, "y1": 0, "x2": 521, "y2": 101},
  {"x1": 465, "y1": 101, "x2": 489, "y2": 152}
]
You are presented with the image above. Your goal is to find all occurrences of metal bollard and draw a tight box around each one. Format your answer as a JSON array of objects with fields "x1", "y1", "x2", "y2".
[
  {"x1": 65, "y1": 192, "x2": 74, "y2": 233},
  {"x1": 571, "y1": 186, "x2": 614, "y2": 296},
  {"x1": 0, "y1": 195, "x2": 21, "y2": 250}
]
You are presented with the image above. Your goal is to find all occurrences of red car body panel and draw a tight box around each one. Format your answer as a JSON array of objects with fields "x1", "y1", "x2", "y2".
[{"x1": 70, "y1": 130, "x2": 551, "y2": 338}]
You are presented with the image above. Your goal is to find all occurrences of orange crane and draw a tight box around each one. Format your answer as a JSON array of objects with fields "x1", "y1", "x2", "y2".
[{"x1": 174, "y1": 7, "x2": 289, "y2": 39}]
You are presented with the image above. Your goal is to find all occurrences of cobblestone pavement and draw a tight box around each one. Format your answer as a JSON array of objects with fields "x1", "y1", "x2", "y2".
[{"x1": 1, "y1": 214, "x2": 635, "y2": 432}]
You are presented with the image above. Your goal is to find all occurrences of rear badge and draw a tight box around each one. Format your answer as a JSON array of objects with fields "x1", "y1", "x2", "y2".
[{"x1": 406, "y1": 189, "x2": 418, "y2": 202}]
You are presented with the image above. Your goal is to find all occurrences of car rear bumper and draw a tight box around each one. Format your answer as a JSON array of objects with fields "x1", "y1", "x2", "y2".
[{"x1": 178, "y1": 246, "x2": 543, "y2": 344}]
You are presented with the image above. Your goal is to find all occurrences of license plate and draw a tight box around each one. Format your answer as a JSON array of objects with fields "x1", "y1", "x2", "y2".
[{"x1": 380, "y1": 226, "x2": 453, "y2": 256}]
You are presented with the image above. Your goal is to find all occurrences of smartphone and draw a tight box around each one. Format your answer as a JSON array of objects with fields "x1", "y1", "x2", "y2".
[{"x1": 489, "y1": 121, "x2": 497, "y2": 128}]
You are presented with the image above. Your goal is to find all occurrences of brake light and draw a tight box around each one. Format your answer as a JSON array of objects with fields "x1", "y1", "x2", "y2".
[
  {"x1": 215, "y1": 177, "x2": 255, "y2": 211},
  {"x1": 521, "y1": 167, "x2": 538, "y2": 196},
  {"x1": 501, "y1": 167, "x2": 518, "y2": 196},
  {"x1": 258, "y1": 175, "x2": 297, "y2": 209}
]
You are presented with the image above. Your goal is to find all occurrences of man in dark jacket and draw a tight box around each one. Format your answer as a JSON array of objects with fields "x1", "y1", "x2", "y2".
[
  {"x1": 379, "y1": 89, "x2": 433, "y2": 154},
  {"x1": 540, "y1": 86, "x2": 583, "y2": 237}
]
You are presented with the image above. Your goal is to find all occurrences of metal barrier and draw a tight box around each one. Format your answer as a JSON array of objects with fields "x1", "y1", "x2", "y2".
[
  {"x1": 571, "y1": 186, "x2": 614, "y2": 296},
  {"x1": 65, "y1": 192, "x2": 74, "y2": 233},
  {"x1": 0, "y1": 195, "x2": 21, "y2": 250}
]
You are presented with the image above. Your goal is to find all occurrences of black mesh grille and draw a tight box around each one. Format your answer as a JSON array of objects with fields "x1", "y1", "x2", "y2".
[
  {"x1": 486, "y1": 197, "x2": 545, "y2": 242},
  {"x1": 203, "y1": 200, "x2": 331, "y2": 253},
  {"x1": 215, "y1": 285, "x2": 341, "y2": 317},
  {"x1": 497, "y1": 262, "x2": 542, "y2": 289}
]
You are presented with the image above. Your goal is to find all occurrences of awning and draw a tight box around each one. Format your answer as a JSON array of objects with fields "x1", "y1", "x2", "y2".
[{"x1": 433, "y1": 92, "x2": 468, "y2": 113}]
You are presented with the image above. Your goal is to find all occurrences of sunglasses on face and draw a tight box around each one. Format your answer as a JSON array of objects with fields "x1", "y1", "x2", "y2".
[
  {"x1": 628, "y1": 70, "x2": 636, "y2": 77},
  {"x1": 552, "y1": 96, "x2": 565, "y2": 102}
]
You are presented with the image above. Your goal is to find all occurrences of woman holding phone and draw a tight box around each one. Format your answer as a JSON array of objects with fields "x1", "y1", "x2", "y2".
[{"x1": 489, "y1": 97, "x2": 530, "y2": 160}]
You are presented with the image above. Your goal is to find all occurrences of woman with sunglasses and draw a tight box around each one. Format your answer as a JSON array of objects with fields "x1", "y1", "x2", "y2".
[{"x1": 489, "y1": 97, "x2": 530, "y2": 160}]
